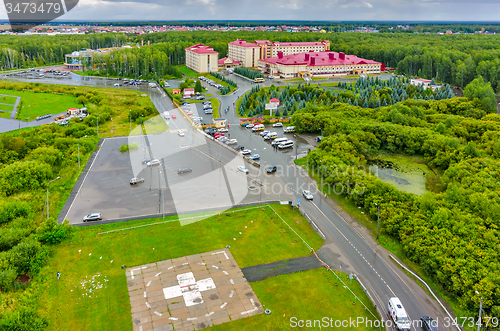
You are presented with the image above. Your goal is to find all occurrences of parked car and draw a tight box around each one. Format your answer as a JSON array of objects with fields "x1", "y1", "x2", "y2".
[
  {"x1": 218, "y1": 128, "x2": 228, "y2": 133},
  {"x1": 273, "y1": 122, "x2": 283, "y2": 127},
  {"x1": 178, "y1": 131, "x2": 185, "y2": 137},
  {"x1": 83, "y1": 213, "x2": 102, "y2": 222},
  {"x1": 233, "y1": 144, "x2": 245, "y2": 150},
  {"x1": 217, "y1": 137, "x2": 228, "y2": 143},
  {"x1": 246, "y1": 124, "x2": 255, "y2": 129},
  {"x1": 267, "y1": 165, "x2": 277, "y2": 173},
  {"x1": 249, "y1": 154, "x2": 260, "y2": 160},
  {"x1": 240, "y1": 149, "x2": 251, "y2": 155},
  {"x1": 172, "y1": 114, "x2": 177, "y2": 119},
  {"x1": 226, "y1": 139, "x2": 237, "y2": 145},
  {"x1": 302, "y1": 190, "x2": 314, "y2": 200},
  {"x1": 238, "y1": 165, "x2": 249, "y2": 173},
  {"x1": 178, "y1": 167, "x2": 192, "y2": 174},
  {"x1": 130, "y1": 177, "x2": 145, "y2": 185},
  {"x1": 147, "y1": 159, "x2": 160, "y2": 167},
  {"x1": 142, "y1": 158, "x2": 151, "y2": 164},
  {"x1": 113, "y1": 83, "x2": 120, "y2": 86},
  {"x1": 421, "y1": 316, "x2": 439, "y2": 331},
  {"x1": 260, "y1": 130, "x2": 270, "y2": 137}
]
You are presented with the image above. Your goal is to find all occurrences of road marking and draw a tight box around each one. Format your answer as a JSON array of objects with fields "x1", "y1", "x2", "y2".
[
  {"x1": 220, "y1": 302, "x2": 227, "y2": 309},
  {"x1": 146, "y1": 281, "x2": 152, "y2": 287},
  {"x1": 155, "y1": 272, "x2": 161, "y2": 277},
  {"x1": 154, "y1": 311, "x2": 162, "y2": 316}
]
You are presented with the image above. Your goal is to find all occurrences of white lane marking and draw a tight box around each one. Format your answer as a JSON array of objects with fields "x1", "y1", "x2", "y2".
[
  {"x1": 187, "y1": 317, "x2": 197, "y2": 321},
  {"x1": 220, "y1": 302, "x2": 227, "y2": 309},
  {"x1": 169, "y1": 317, "x2": 178, "y2": 321},
  {"x1": 223, "y1": 271, "x2": 228, "y2": 275},
  {"x1": 212, "y1": 251, "x2": 229, "y2": 260},
  {"x1": 230, "y1": 279, "x2": 234, "y2": 285},
  {"x1": 146, "y1": 302, "x2": 151, "y2": 308},
  {"x1": 146, "y1": 281, "x2": 152, "y2": 287},
  {"x1": 154, "y1": 311, "x2": 162, "y2": 316},
  {"x1": 143, "y1": 291, "x2": 147, "y2": 298},
  {"x1": 212, "y1": 265, "x2": 219, "y2": 269},
  {"x1": 229, "y1": 290, "x2": 234, "y2": 298},
  {"x1": 205, "y1": 312, "x2": 214, "y2": 317},
  {"x1": 155, "y1": 272, "x2": 161, "y2": 277}
]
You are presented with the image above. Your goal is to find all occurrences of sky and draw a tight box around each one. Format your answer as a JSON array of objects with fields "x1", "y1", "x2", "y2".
[{"x1": 2, "y1": 0, "x2": 500, "y2": 22}]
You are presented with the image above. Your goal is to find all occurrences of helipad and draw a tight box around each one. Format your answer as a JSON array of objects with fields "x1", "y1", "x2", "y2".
[{"x1": 126, "y1": 249, "x2": 263, "y2": 331}]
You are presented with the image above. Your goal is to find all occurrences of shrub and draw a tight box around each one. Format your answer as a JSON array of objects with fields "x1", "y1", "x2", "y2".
[
  {"x1": 0, "y1": 201, "x2": 31, "y2": 225},
  {"x1": 0, "y1": 306, "x2": 49, "y2": 331},
  {"x1": 119, "y1": 143, "x2": 139, "y2": 152},
  {"x1": 0, "y1": 268, "x2": 17, "y2": 292},
  {"x1": 36, "y1": 219, "x2": 72, "y2": 245}
]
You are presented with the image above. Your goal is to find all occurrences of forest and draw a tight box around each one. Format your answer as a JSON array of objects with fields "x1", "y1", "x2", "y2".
[
  {"x1": 291, "y1": 77, "x2": 500, "y2": 324},
  {"x1": 1, "y1": 31, "x2": 500, "y2": 90}
]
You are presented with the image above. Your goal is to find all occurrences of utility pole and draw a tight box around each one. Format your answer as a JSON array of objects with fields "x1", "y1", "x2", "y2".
[
  {"x1": 475, "y1": 291, "x2": 483, "y2": 331},
  {"x1": 375, "y1": 203, "x2": 380, "y2": 240}
]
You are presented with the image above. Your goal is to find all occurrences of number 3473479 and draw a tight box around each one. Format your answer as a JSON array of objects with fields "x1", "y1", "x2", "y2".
[{"x1": 5, "y1": 2, "x2": 62, "y2": 14}]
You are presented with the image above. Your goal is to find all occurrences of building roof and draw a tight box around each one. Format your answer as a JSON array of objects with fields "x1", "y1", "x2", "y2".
[
  {"x1": 229, "y1": 39, "x2": 260, "y2": 48},
  {"x1": 218, "y1": 57, "x2": 241, "y2": 65},
  {"x1": 255, "y1": 40, "x2": 271, "y2": 44},
  {"x1": 184, "y1": 88, "x2": 195, "y2": 92},
  {"x1": 412, "y1": 78, "x2": 432, "y2": 82},
  {"x1": 185, "y1": 44, "x2": 218, "y2": 54},
  {"x1": 260, "y1": 51, "x2": 381, "y2": 67},
  {"x1": 269, "y1": 98, "x2": 280, "y2": 103},
  {"x1": 272, "y1": 41, "x2": 329, "y2": 46}
]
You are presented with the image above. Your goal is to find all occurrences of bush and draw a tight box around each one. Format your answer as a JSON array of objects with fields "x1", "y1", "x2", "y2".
[
  {"x1": 0, "y1": 268, "x2": 17, "y2": 292},
  {"x1": 0, "y1": 306, "x2": 49, "y2": 331},
  {"x1": 36, "y1": 219, "x2": 72, "y2": 245},
  {"x1": 0, "y1": 201, "x2": 31, "y2": 225},
  {"x1": 119, "y1": 143, "x2": 139, "y2": 152}
]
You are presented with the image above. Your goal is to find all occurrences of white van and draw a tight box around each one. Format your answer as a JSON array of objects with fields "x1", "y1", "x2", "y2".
[
  {"x1": 388, "y1": 297, "x2": 411, "y2": 331},
  {"x1": 163, "y1": 111, "x2": 170, "y2": 120},
  {"x1": 264, "y1": 132, "x2": 278, "y2": 140},
  {"x1": 278, "y1": 141, "x2": 294, "y2": 149},
  {"x1": 272, "y1": 137, "x2": 288, "y2": 146}
]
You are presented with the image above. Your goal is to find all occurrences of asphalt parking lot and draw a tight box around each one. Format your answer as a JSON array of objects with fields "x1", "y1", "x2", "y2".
[{"x1": 62, "y1": 127, "x2": 290, "y2": 225}]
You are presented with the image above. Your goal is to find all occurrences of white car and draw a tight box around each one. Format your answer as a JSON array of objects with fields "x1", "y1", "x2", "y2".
[
  {"x1": 302, "y1": 190, "x2": 314, "y2": 200},
  {"x1": 246, "y1": 124, "x2": 255, "y2": 129},
  {"x1": 83, "y1": 213, "x2": 102, "y2": 222},
  {"x1": 113, "y1": 83, "x2": 120, "y2": 86},
  {"x1": 218, "y1": 128, "x2": 228, "y2": 133},
  {"x1": 238, "y1": 165, "x2": 249, "y2": 173},
  {"x1": 147, "y1": 159, "x2": 160, "y2": 167},
  {"x1": 226, "y1": 139, "x2": 237, "y2": 145},
  {"x1": 273, "y1": 122, "x2": 283, "y2": 127},
  {"x1": 218, "y1": 137, "x2": 228, "y2": 143},
  {"x1": 240, "y1": 149, "x2": 251, "y2": 155},
  {"x1": 178, "y1": 131, "x2": 185, "y2": 137}
]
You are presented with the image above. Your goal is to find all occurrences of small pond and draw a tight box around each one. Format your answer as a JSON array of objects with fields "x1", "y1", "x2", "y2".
[{"x1": 368, "y1": 156, "x2": 431, "y2": 195}]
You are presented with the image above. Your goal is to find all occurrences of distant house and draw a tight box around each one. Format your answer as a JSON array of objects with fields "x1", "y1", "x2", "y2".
[
  {"x1": 213, "y1": 118, "x2": 227, "y2": 128},
  {"x1": 410, "y1": 78, "x2": 441, "y2": 91},
  {"x1": 218, "y1": 57, "x2": 241, "y2": 70},
  {"x1": 172, "y1": 89, "x2": 181, "y2": 95},
  {"x1": 183, "y1": 88, "x2": 195, "y2": 98}
]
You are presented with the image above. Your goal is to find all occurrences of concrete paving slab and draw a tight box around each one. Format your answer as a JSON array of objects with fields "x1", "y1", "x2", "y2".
[{"x1": 126, "y1": 249, "x2": 262, "y2": 330}]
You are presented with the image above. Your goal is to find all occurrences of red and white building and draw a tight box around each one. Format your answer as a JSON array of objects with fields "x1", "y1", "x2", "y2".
[
  {"x1": 185, "y1": 44, "x2": 219, "y2": 73},
  {"x1": 228, "y1": 39, "x2": 330, "y2": 68},
  {"x1": 258, "y1": 51, "x2": 382, "y2": 79}
]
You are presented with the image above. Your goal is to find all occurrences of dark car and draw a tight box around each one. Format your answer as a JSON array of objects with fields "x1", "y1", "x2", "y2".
[
  {"x1": 266, "y1": 165, "x2": 277, "y2": 173},
  {"x1": 178, "y1": 167, "x2": 192, "y2": 174},
  {"x1": 233, "y1": 144, "x2": 245, "y2": 150},
  {"x1": 421, "y1": 316, "x2": 439, "y2": 331}
]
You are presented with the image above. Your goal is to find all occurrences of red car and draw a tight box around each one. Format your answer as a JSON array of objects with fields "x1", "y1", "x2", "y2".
[
  {"x1": 172, "y1": 114, "x2": 177, "y2": 119},
  {"x1": 214, "y1": 133, "x2": 225, "y2": 138}
]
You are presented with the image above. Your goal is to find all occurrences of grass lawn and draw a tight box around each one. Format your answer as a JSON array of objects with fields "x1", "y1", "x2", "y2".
[
  {"x1": 0, "y1": 111, "x2": 11, "y2": 118},
  {"x1": 206, "y1": 74, "x2": 237, "y2": 96},
  {"x1": 210, "y1": 97, "x2": 221, "y2": 119},
  {"x1": 211, "y1": 268, "x2": 379, "y2": 331},
  {"x1": 142, "y1": 115, "x2": 169, "y2": 134},
  {"x1": 177, "y1": 65, "x2": 199, "y2": 78},
  {"x1": 320, "y1": 83, "x2": 339, "y2": 87},
  {"x1": 36, "y1": 204, "x2": 324, "y2": 330},
  {"x1": 0, "y1": 104, "x2": 14, "y2": 112},
  {"x1": 0, "y1": 88, "x2": 81, "y2": 121},
  {"x1": 283, "y1": 78, "x2": 305, "y2": 82},
  {"x1": 0, "y1": 94, "x2": 18, "y2": 104},
  {"x1": 311, "y1": 76, "x2": 330, "y2": 81}
]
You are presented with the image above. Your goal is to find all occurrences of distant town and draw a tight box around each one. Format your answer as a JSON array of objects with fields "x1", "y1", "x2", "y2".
[{"x1": 0, "y1": 22, "x2": 496, "y2": 35}]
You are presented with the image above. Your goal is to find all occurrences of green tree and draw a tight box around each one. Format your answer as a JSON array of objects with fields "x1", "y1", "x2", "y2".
[
  {"x1": 194, "y1": 79, "x2": 203, "y2": 93},
  {"x1": 464, "y1": 76, "x2": 497, "y2": 113}
]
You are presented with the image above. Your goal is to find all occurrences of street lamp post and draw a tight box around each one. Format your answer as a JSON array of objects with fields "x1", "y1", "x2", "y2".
[
  {"x1": 46, "y1": 176, "x2": 60, "y2": 219},
  {"x1": 475, "y1": 291, "x2": 483, "y2": 331},
  {"x1": 129, "y1": 109, "x2": 132, "y2": 133},
  {"x1": 375, "y1": 203, "x2": 380, "y2": 240}
]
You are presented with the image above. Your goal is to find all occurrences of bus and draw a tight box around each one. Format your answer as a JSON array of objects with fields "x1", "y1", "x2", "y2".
[{"x1": 254, "y1": 77, "x2": 264, "y2": 83}]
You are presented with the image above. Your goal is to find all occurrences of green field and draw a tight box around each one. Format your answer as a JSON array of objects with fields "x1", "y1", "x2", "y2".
[
  {"x1": 211, "y1": 268, "x2": 379, "y2": 331},
  {"x1": 37, "y1": 204, "x2": 327, "y2": 330},
  {"x1": 0, "y1": 104, "x2": 14, "y2": 112},
  {"x1": 0, "y1": 88, "x2": 81, "y2": 121},
  {"x1": 0, "y1": 94, "x2": 18, "y2": 105},
  {"x1": 0, "y1": 111, "x2": 12, "y2": 118},
  {"x1": 177, "y1": 64, "x2": 199, "y2": 78},
  {"x1": 35, "y1": 204, "x2": 380, "y2": 330}
]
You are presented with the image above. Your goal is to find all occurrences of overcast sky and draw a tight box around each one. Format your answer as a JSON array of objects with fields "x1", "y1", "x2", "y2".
[{"x1": 2, "y1": 0, "x2": 500, "y2": 22}]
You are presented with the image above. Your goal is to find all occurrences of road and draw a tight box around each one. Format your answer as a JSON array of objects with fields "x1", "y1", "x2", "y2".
[{"x1": 8, "y1": 71, "x2": 456, "y2": 331}]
